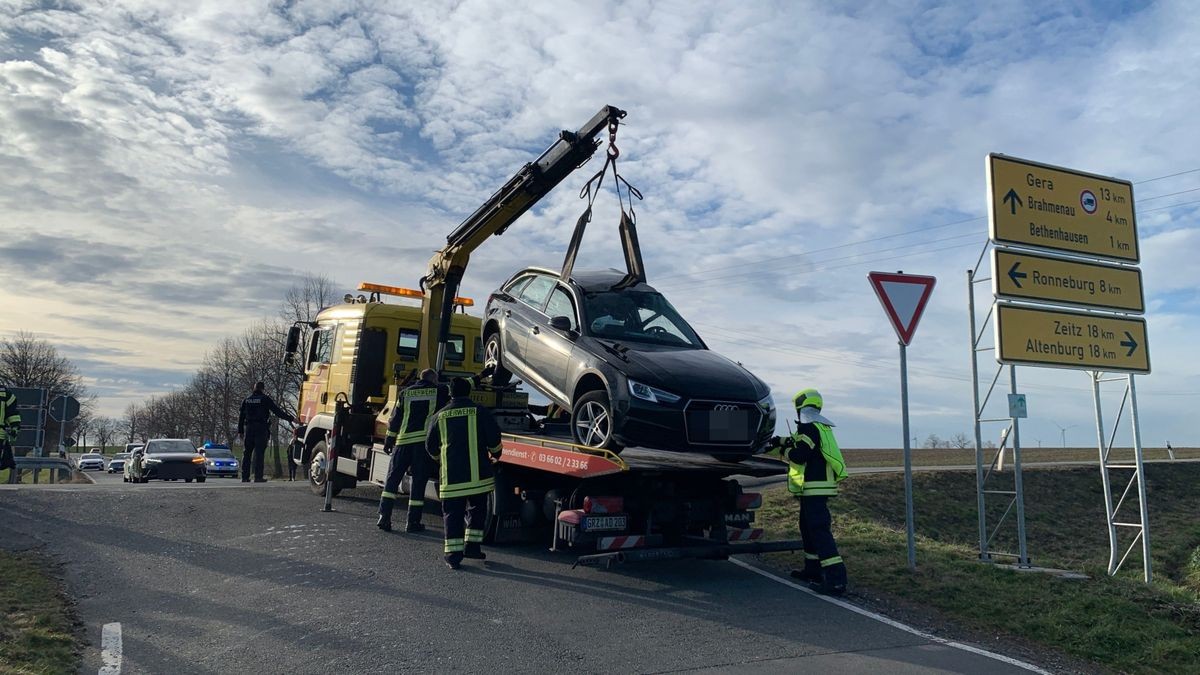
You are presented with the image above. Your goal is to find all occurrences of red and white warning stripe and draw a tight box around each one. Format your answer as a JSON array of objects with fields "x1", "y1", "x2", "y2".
[
  {"x1": 597, "y1": 535, "x2": 646, "y2": 551},
  {"x1": 725, "y1": 528, "x2": 764, "y2": 542}
]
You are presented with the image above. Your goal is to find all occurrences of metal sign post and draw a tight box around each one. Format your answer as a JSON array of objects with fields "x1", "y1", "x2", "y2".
[
  {"x1": 868, "y1": 271, "x2": 937, "y2": 570},
  {"x1": 898, "y1": 341, "x2": 916, "y2": 570}
]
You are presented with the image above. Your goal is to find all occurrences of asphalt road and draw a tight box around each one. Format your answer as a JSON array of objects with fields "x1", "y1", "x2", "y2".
[{"x1": 0, "y1": 481, "x2": 1041, "y2": 674}]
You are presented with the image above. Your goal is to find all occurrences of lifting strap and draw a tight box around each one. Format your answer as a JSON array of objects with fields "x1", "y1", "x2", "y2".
[{"x1": 560, "y1": 114, "x2": 644, "y2": 283}]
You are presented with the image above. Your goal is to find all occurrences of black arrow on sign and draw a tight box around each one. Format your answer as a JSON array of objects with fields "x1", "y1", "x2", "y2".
[
  {"x1": 1003, "y1": 188, "x2": 1023, "y2": 215},
  {"x1": 1120, "y1": 331, "x2": 1138, "y2": 357},
  {"x1": 1007, "y1": 261, "x2": 1027, "y2": 288}
]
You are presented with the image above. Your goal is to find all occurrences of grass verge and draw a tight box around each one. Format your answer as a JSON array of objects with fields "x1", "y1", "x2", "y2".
[
  {"x1": 0, "y1": 550, "x2": 80, "y2": 674},
  {"x1": 758, "y1": 464, "x2": 1200, "y2": 674}
]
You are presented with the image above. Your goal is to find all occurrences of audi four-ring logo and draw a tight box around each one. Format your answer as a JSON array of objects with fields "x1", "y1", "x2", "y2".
[{"x1": 713, "y1": 404, "x2": 739, "y2": 411}]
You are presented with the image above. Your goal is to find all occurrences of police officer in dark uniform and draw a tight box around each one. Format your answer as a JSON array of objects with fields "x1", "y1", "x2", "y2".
[
  {"x1": 0, "y1": 386, "x2": 21, "y2": 474},
  {"x1": 237, "y1": 381, "x2": 295, "y2": 482},
  {"x1": 425, "y1": 377, "x2": 503, "y2": 569},
  {"x1": 377, "y1": 368, "x2": 449, "y2": 533}
]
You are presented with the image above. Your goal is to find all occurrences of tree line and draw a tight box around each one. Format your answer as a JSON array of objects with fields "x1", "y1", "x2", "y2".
[
  {"x1": 120, "y1": 274, "x2": 336, "y2": 475},
  {"x1": 2, "y1": 274, "x2": 336, "y2": 480}
]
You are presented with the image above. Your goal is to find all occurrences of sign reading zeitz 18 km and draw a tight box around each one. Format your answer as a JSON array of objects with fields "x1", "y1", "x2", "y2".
[
  {"x1": 995, "y1": 304, "x2": 1150, "y2": 373},
  {"x1": 988, "y1": 154, "x2": 1138, "y2": 262},
  {"x1": 992, "y1": 249, "x2": 1144, "y2": 313}
]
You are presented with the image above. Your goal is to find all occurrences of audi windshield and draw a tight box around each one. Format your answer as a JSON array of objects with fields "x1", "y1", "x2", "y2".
[{"x1": 582, "y1": 291, "x2": 703, "y2": 348}]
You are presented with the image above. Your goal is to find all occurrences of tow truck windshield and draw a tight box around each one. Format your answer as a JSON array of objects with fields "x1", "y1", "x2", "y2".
[{"x1": 582, "y1": 291, "x2": 703, "y2": 348}]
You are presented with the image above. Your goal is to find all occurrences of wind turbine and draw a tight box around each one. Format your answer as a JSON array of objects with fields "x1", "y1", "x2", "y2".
[{"x1": 1052, "y1": 421, "x2": 1077, "y2": 448}]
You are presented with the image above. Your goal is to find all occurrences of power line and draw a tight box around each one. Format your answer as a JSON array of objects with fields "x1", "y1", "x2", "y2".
[{"x1": 653, "y1": 167, "x2": 1200, "y2": 286}]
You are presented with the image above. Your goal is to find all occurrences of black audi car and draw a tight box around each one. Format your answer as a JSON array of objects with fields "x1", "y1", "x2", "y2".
[{"x1": 483, "y1": 267, "x2": 775, "y2": 459}]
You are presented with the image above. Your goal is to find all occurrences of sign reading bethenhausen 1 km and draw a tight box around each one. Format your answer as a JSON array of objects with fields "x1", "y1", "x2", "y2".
[
  {"x1": 995, "y1": 303, "x2": 1150, "y2": 373},
  {"x1": 988, "y1": 154, "x2": 1138, "y2": 262},
  {"x1": 992, "y1": 248, "x2": 1144, "y2": 313}
]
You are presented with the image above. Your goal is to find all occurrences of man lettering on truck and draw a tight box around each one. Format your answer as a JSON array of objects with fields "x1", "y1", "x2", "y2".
[
  {"x1": 763, "y1": 388, "x2": 849, "y2": 595},
  {"x1": 237, "y1": 381, "x2": 296, "y2": 483},
  {"x1": 425, "y1": 377, "x2": 502, "y2": 570},
  {"x1": 377, "y1": 368, "x2": 449, "y2": 533}
]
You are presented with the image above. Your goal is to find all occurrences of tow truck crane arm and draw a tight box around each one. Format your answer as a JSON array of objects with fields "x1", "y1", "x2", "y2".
[{"x1": 419, "y1": 105, "x2": 626, "y2": 372}]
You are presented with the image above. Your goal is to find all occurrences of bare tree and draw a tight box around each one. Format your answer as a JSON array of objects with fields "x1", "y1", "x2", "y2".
[
  {"x1": 923, "y1": 433, "x2": 943, "y2": 449},
  {"x1": 279, "y1": 272, "x2": 337, "y2": 326},
  {"x1": 950, "y1": 432, "x2": 971, "y2": 449},
  {"x1": 0, "y1": 331, "x2": 93, "y2": 447}
]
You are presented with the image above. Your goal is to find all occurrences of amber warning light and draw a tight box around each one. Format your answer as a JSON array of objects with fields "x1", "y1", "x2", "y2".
[{"x1": 357, "y1": 282, "x2": 474, "y2": 307}]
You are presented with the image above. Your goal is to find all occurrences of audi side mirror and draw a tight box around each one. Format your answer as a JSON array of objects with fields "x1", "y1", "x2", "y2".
[{"x1": 549, "y1": 316, "x2": 573, "y2": 332}]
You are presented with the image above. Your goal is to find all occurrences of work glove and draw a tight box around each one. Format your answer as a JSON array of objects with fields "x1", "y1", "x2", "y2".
[{"x1": 382, "y1": 438, "x2": 395, "y2": 455}]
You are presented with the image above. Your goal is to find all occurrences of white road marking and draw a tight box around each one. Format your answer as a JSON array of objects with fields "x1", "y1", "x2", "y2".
[
  {"x1": 100, "y1": 622, "x2": 122, "y2": 675},
  {"x1": 729, "y1": 558, "x2": 1052, "y2": 675}
]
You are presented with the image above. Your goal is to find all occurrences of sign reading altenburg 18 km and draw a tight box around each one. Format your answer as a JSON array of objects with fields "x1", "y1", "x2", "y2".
[
  {"x1": 995, "y1": 304, "x2": 1149, "y2": 373},
  {"x1": 988, "y1": 154, "x2": 1138, "y2": 262}
]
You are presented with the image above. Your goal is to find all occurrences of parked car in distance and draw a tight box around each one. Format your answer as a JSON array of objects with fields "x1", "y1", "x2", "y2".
[
  {"x1": 124, "y1": 443, "x2": 143, "y2": 454},
  {"x1": 107, "y1": 453, "x2": 131, "y2": 474},
  {"x1": 76, "y1": 453, "x2": 106, "y2": 471},
  {"x1": 124, "y1": 438, "x2": 206, "y2": 483},
  {"x1": 483, "y1": 267, "x2": 775, "y2": 459},
  {"x1": 201, "y1": 444, "x2": 239, "y2": 478}
]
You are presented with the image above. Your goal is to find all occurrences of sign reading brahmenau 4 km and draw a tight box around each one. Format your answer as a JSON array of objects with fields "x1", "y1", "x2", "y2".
[
  {"x1": 994, "y1": 303, "x2": 1150, "y2": 373},
  {"x1": 987, "y1": 154, "x2": 1138, "y2": 262}
]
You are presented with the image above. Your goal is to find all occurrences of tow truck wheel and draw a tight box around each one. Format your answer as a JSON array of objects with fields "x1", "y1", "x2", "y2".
[
  {"x1": 308, "y1": 441, "x2": 342, "y2": 497},
  {"x1": 483, "y1": 333, "x2": 513, "y2": 387},
  {"x1": 571, "y1": 391, "x2": 624, "y2": 453}
]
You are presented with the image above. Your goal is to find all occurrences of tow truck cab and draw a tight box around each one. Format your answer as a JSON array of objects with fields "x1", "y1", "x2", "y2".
[{"x1": 288, "y1": 283, "x2": 532, "y2": 487}]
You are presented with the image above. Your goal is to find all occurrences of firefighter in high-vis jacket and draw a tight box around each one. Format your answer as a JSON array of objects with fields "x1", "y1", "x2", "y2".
[
  {"x1": 377, "y1": 368, "x2": 448, "y2": 533},
  {"x1": 425, "y1": 377, "x2": 503, "y2": 569},
  {"x1": 0, "y1": 386, "x2": 21, "y2": 473},
  {"x1": 764, "y1": 388, "x2": 849, "y2": 595}
]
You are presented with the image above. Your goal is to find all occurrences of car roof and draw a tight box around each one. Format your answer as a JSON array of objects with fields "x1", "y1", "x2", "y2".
[{"x1": 517, "y1": 267, "x2": 659, "y2": 294}]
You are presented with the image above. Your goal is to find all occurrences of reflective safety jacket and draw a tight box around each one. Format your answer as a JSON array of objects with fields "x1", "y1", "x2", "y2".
[
  {"x1": 765, "y1": 420, "x2": 847, "y2": 496},
  {"x1": 425, "y1": 397, "x2": 503, "y2": 499},
  {"x1": 386, "y1": 380, "x2": 449, "y2": 446},
  {"x1": 0, "y1": 386, "x2": 20, "y2": 441}
]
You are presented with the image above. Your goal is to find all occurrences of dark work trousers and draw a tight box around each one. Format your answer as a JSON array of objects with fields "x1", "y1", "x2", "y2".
[
  {"x1": 798, "y1": 495, "x2": 847, "y2": 585},
  {"x1": 442, "y1": 492, "x2": 487, "y2": 560},
  {"x1": 242, "y1": 425, "x2": 269, "y2": 481},
  {"x1": 380, "y1": 442, "x2": 431, "y2": 525}
]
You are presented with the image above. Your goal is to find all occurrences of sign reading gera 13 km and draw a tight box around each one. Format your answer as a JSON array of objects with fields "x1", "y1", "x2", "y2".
[
  {"x1": 994, "y1": 303, "x2": 1149, "y2": 373},
  {"x1": 988, "y1": 154, "x2": 1138, "y2": 262}
]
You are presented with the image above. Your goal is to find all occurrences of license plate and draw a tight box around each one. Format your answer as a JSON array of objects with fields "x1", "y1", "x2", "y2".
[
  {"x1": 709, "y1": 410, "x2": 750, "y2": 441},
  {"x1": 581, "y1": 515, "x2": 628, "y2": 532}
]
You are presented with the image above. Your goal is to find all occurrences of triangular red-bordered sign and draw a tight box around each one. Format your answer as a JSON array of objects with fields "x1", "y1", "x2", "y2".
[{"x1": 868, "y1": 272, "x2": 937, "y2": 346}]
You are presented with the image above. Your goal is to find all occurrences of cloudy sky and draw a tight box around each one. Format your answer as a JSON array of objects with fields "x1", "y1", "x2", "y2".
[{"x1": 2, "y1": 0, "x2": 1197, "y2": 448}]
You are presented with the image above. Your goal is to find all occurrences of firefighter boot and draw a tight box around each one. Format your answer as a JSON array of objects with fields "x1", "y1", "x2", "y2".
[
  {"x1": 818, "y1": 559, "x2": 848, "y2": 596},
  {"x1": 405, "y1": 508, "x2": 425, "y2": 533},
  {"x1": 377, "y1": 497, "x2": 395, "y2": 532},
  {"x1": 464, "y1": 542, "x2": 486, "y2": 560},
  {"x1": 444, "y1": 553, "x2": 463, "y2": 570},
  {"x1": 790, "y1": 553, "x2": 823, "y2": 583}
]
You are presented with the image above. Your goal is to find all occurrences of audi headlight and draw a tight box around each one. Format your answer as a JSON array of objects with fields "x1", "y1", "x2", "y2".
[
  {"x1": 143, "y1": 457, "x2": 161, "y2": 464},
  {"x1": 628, "y1": 380, "x2": 682, "y2": 404},
  {"x1": 758, "y1": 395, "x2": 776, "y2": 413}
]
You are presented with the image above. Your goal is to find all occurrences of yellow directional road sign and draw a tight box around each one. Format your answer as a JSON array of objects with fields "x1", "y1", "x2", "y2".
[
  {"x1": 988, "y1": 154, "x2": 1138, "y2": 262},
  {"x1": 995, "y1": 303, "x2": 1150, "y2": 373},
  {"x1": 992, "y1": 248, "x2": 1144, "y2": 313}
]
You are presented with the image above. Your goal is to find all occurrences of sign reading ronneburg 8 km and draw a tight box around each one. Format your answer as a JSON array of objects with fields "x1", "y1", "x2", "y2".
[
  {"x1": 992, "y1": 248, "x2": 1145, "y2": 313},
  {"x1": 988, "y1": 153, "x2": 1139, "y2": 262}
]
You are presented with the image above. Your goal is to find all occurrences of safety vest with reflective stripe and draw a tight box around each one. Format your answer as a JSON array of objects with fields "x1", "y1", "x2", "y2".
[
  {"x1": 426, "y1": 399, "x2": 503, "y2": 499},
  {"x1": 386, "y1": 382, "x2": 446, "y2": 445},
  {"x1": 0, "y1": 388, "x2": 19, "y2": 441},
  {"x1": 765, "y1": 421, "x2": 847, "y2": 496}
]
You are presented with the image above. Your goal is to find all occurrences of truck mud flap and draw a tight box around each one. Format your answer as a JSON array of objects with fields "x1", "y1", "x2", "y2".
[{"x1": 572, "y1": 539, "x2": 804, "y2": 569}]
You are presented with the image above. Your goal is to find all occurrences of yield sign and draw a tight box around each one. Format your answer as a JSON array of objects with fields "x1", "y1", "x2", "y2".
[{"x1": 868, "y1": 272, "x2": 937, "y2": 346}]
